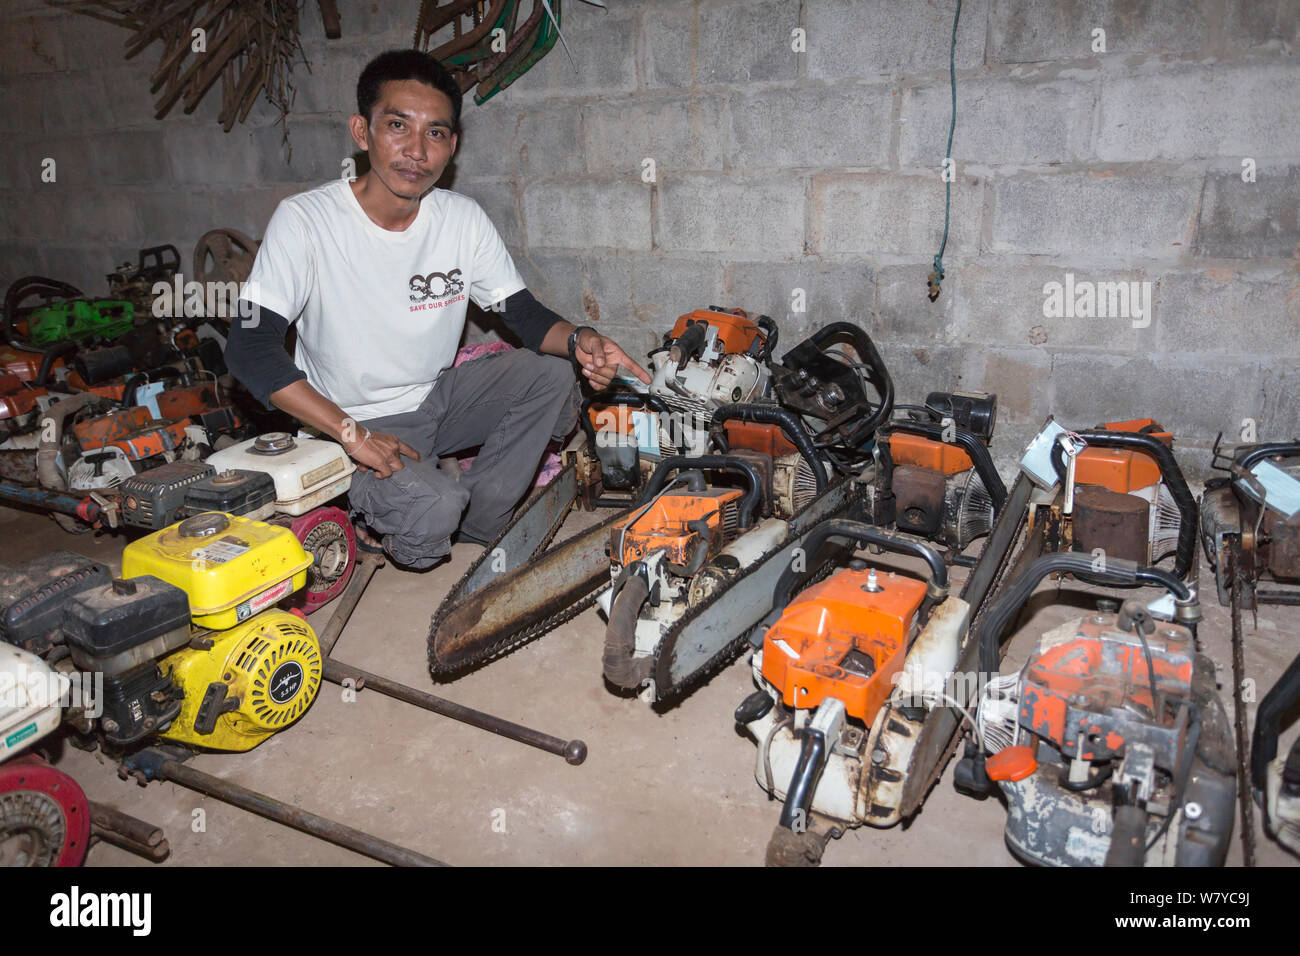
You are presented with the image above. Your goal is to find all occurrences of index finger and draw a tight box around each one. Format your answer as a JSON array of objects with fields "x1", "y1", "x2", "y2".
[
  {"x1": 622, "y1": 355, "x2": 652, "y2": 384},
  {"x1": 397, "y1": 439, "x2": 421, "y2": 461}
]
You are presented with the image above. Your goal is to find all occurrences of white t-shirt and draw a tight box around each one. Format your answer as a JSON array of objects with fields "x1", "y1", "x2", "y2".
[{"x1": 245, "y1": 179, "x2": 526, "y2": 421}]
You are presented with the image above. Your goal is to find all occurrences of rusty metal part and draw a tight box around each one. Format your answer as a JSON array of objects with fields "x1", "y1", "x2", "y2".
[
  {"x1": 893, "y1": 464, "x2": 946, "y2": 538},
  {"x1": 1072, "y1": 484, "x2": 1149, "y2": 564},
  {"x1": 128, "y1": 752, "x2": 445, "y2": 866},
  {"x1": 88, "y1": 801, "x2": 170, "y2": 861},
  {"x1": 193, "y1": 229, "x2": 260, "y2": 289},
  {"x1": 322, "y1": 658, "x2": 586, "y2": 764},
  {"x1": 430, "y1": 510, "x2": 624, "y2": 673},
  {"x1": 1228, "y1": 539, "x2": 1258, "y2": 866},
  {"x1": 1264, "y1": 511, "x2": 1300, "y2": 580},
  {"x1": 0, "y1": 449, "x2": 38, "y2": 485},
  {"x1": 316, "y1": 549, "x2": 384, "y2": 658}
]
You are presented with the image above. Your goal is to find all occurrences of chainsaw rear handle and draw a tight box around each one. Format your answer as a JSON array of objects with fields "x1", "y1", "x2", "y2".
[
  {"x1": 754, "y1": 314, "x2": 778, "y2": 363},
  {"x1": 805, "y1": 321, "x2": 894, "y2": 443},
  {"x1": 578, "y1": 391, "x2": 672, "y2": 448},
  {"x1": 975, "y1": 552, "x2": 1194, "y2": 678},
  {"x1": 1049, "y1": 429, "x2": 1198, "y2": 580},
  {"x1": 1251, "y1": 650, "x2": 1300, "y2": 793},
  {"x1": 778, "y1": 727, "x2": 829, "y2": 831},
  {"x1": 771, "y1": 518, "x2": 949, "y2": 615},
  {"x1": 709, "y1": 403, "x2": 827, "y2": 495},
  {"x1": 637, "y1": 454, "x2": 762, "y2": 529},
  {"x1": 882, "y1": 418, "x2": 1008, "y2": 512},
  {"x1": 1236, "y1": 442, "x2": 1300, "y2": 473}
]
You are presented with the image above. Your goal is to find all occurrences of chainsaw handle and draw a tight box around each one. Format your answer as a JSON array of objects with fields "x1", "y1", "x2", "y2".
[
  {"x1": 1251, "y1": 650, "x2": 1300, "y2": 794},
  {"x1": 881, "y1": 418, "x2": 1007, "y2": 512},
  {"x1": 709, "y1": 403, "x2": 826, "y2": 495},
  {"x1": 1236, "y1": 442, "x2": 1300, "y2": 473},
  {"x1": 637, "y1": 454, "x2": 762, "y2": 529},
  {"x1": 805, "y1": 321, "x2": 894, "y2": 443},
  {"x1": 974, "y1": 552, "x2": 1194, "y2": 678},
  {"x1": 1049, "y1": 430, "x2": 1197, "y2": 580},
  {"x1": 771, "y1": 518, "x2": 949, "y2": 615}
]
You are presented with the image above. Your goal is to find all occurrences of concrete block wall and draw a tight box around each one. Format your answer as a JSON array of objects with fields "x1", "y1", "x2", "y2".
[{"x1": 2, "y1": 0, "x2": 1298, "y2": 476}]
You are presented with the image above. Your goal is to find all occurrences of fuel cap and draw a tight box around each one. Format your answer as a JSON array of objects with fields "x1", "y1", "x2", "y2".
[
  {"x1": 178, "y1": 512, "x2": 230, "y2": 538},
  {"x1": 211, "y1": 470, "x2": 246, "y2": 485},
  {"x1": 253, "y1": 432, "x2": 296, "y2": 455}
]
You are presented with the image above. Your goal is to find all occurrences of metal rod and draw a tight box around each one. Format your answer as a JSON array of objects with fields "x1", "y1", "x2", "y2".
[
  {"x1": 321, "y1": 658, "x2": 588, "y2": 766},
  {"x1": 155, "y1": 758, "x2": 447, "y2": 867},
  {"x1": 317, "y1": 550, "x2": 383, "y2": 658},
  {"x1": 89, "y1": 800, "x2": 166, "y2": 848}
]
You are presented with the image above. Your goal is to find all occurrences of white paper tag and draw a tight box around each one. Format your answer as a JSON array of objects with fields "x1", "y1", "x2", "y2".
[
  {"x1": 1250, "y1": 461, "x2": 1300, "y2": 518},
  {"x1": 1020, "y1": 420, "x2": 1067, "y2": 488},
  {"x1": 191, "y1": 539, "x2": 249, "y2": 565},
  {"x1": 631, "y1": 410, "x2": 660, "y2": 456}
]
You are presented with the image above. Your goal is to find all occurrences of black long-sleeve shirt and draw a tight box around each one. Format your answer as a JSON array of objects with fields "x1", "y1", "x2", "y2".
[{"x1": 225, "y1": 288, "x2": 564, "y2": 409}]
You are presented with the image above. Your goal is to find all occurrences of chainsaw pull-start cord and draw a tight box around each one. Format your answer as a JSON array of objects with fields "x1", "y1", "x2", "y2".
[{"x1": 928, "y1": 0, "x2": 962, "y2": 302}]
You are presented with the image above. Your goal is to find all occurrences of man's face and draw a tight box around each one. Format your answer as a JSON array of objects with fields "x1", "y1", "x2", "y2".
[{"x1": 351, "y1": 78, "x2": 458, "y2": 201}]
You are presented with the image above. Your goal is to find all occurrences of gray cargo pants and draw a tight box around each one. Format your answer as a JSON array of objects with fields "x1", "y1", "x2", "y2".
[{"x1": 347, "y1": 349, "x2": 579, "y2": 569}]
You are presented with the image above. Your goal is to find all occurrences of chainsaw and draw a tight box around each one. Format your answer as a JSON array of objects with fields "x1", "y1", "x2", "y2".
[
  {"x1": 428, "y1": 314, "x2": 896, "y2": 702},
  {"x1": 953, "y1": 551, "x2": 1234, "y2": 867},
  {"x1": 1199, "y1": 436, "x2": 1300, "y2": 862}
]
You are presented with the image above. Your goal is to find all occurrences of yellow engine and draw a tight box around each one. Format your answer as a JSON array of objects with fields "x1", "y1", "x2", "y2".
[
  {"x1": 120, "y1": 511, "x2": 323, "y2": 752},
  {"x1": 159, "y1": 609, "x2": 322, "y2": 751}
]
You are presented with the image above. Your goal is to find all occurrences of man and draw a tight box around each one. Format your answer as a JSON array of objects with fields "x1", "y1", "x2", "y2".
[{"x1": 226, "y1": 49, "x2": 648, "y2": 569}]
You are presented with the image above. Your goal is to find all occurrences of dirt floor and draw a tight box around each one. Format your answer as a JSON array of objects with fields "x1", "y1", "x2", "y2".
[{"x1": 3, "y1": 495, "x2": 1297, "y2": 867}]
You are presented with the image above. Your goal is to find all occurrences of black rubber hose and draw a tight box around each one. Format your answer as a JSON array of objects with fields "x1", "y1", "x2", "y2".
[
  {"x1": 637, "y1": 454, "x2": 762, "y2": 528},
  {"x1": 1049, "y1": 430, "x2": 1197, "y2": 579},
  {"x1": 36, "y1": 342, "x2": 78, "y2": 386},
  {"x1": 771, "y1": 518, "x2": 948, "y2": 614},
  {"x1": 807, "y1": 321, "x2": 894, "y2": 441},
  {"x1": 709, "y1": 403, "x2": 826, "y2": 494},
  {"x1": 1237, "y1": 442, "x2": 1300, "y2": 472},
  {"x1": 578, "y1": 391, "x2": 672, "y2": 447},
  {"x1": 603, "y1": 573, "x2": 652, "y2": 689},
  {"x1": 1251, "y1": 650, "x2": 1300, "y2": 792},
  {"x1": 974, "y1": 552, "x2": 1192, "y2": 678},
  {"x1": 882, "y1": 419, "x2": 1007, "y2": 512}
]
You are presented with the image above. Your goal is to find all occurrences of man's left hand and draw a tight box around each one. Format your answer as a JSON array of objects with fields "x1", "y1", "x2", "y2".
[{"x1": 575, "y1": 329, "x2": 652, "y2": 390}]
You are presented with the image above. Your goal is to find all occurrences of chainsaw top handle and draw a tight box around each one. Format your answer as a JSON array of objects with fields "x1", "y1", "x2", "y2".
[
  {"x1": 636, "y1": 454, "x2": 762, "y2": 529},
  {"x1": 708, "y1": 402, "x2": 827, "y2": 495},
  {"x1": 770, "y1": 518, "x2": 949, "y2": 617},
  {"x1": 881, "y1": 418, "x2": 1007, "y2": 512},
  {"x1": 806, "y1": 321, "x2": 894, "y2": 443},
  {"x1": 1049, "y1": 429, "x2": 1198, "y2": 581},
  {"x1": 974, "y1": 551, "x2": 1196, "y2": 679}
]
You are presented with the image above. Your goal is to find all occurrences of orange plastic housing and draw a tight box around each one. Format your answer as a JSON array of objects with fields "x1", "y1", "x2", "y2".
[
  {"x1": 74, "y1": 406, "x2": 153, "y2": 449},
  {"x1": 669, "y1": 308, "x2": 764, "y2": 356},
  {"x1": 887, "y1": 432, "x2": 973, "y2": 475},
  {"x1": 761, "y1": 568, "x2": 926, "y2": 722},
  {"x1": 156, "y1": 383, "x2": 222, "y2": 419},
  {"x1": 1, "y1": 345, "x2": 63, "y2": 382},
  {"x1": 1019, "y1": 618, "x2": 1194, "y2": 760},
  {"x1": 725, "y1": 421, "x2": 797, "y2": 458},
  {"x1": 612, "y1": 488, "x2": 741, "y2": 566},
  {"x1": 1075, "y1": 418, "x2": 1173, "y2": 494},
  {"x1": 588, "y1": 404, "x2": 637, "y2": 435}
]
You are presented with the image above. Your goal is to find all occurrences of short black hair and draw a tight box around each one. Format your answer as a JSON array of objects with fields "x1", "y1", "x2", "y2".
[{"x1": 356, "y1": 50, "x2": 463, "y2": 131}]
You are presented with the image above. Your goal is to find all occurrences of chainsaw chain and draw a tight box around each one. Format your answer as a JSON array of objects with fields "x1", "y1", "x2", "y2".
[
  {"x1": 428, "y1": 463, "x2": 619, "y2": 674},
  {"x1": 649, "y1": 479, "x2": 870, "y2": 703}
]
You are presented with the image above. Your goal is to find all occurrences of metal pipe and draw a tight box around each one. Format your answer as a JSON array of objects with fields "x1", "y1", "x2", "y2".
[
  {"x1": 154, "y1": 757, "x2": 447, "y2": 867},
  {"x1": 322, "y1": 658, "x2": 588, "y2": 766},
  {"x1": 0, "y1": 481, "x2": 101, "y2": 521},
  {"x1": 89, "y1": 800, "x2": 165, "y2": 848},
  {"x1": 316, "y1": 549, "x2": 383, "y2": 658}
]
